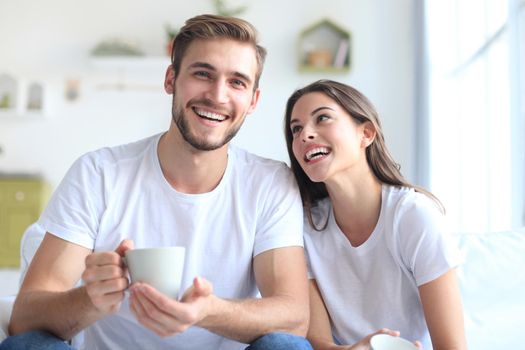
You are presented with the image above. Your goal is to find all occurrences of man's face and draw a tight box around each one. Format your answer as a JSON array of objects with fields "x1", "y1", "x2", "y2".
[{"x1": 164, "y1": 38, "x2": 260, "y2": 151}]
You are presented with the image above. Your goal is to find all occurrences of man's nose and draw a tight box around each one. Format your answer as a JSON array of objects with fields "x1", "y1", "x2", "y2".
[{"x1": 206, "y1": 80, "x2": 229, "y2": 104}]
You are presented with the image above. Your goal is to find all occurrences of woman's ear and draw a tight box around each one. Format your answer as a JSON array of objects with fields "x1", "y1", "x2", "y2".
[
  {"x1": 361, "y1": 121, "x2": 376, "y2": 148},
  {"x1": 164, "y1": 65, "x2": 175, "y2": 94}
]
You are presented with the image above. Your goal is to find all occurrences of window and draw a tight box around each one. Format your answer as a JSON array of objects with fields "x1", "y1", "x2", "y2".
[{"x1": 423, "y1": 0, "x2": 524, "y2": 233}]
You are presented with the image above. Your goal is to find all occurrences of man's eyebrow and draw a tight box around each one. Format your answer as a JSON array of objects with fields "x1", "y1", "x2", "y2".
[
  {"x1": 188, "y1": 62, "x2": 216, "y2": 71},
  {"x1": 188, "y1": 62, "x2": 253, "y2": 85},
  {"x1": 232, "y1": 71, "x2": 253, "y2": 85}
]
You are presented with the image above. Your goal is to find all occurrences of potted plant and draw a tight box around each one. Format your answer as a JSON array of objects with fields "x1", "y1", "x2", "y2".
[{"x1": 165, "y1": 24, "x2": 179, "y2": 57}]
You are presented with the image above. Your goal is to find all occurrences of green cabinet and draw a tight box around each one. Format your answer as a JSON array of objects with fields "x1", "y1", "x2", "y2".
[{"x1": 0, "y1": 178, "x2": 49, "y2": 267}]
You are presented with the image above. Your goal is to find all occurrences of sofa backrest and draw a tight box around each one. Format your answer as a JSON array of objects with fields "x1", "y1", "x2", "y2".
[
  {"x1": 454, "y1": 229, "x2": 525, "y2": 349},
  {"x1": 13, "y1": 225, "x2": 525, "y2": 349}
]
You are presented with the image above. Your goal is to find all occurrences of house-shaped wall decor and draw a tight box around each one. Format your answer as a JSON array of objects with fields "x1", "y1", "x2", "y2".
[{"x1": 298, "y1": 18, "x2": 351, "y2": 73}]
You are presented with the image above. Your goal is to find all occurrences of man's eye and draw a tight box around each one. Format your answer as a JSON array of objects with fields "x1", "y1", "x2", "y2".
[
  {"x1": 231, "y1": 79, "x2": 247, "y2": 88},
  {"x1": 195, "y1": 71, "x2": 211, "y2": 78}
]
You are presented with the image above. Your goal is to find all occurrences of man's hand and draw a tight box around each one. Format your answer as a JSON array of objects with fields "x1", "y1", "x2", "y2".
[
  {"x1": 81, "y1": 239, "x2": 134, "y2": 315},
  {"x1": 128, "y1": 276, "x2": 213, "y2": 337}
]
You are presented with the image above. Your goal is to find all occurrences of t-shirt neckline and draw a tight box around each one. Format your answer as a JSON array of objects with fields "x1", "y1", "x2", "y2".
[
  {"x1": 329, "y1": 184, "x2": 387, "y2": 254},
  {"x1": 151, "y1": 132, "x2": 233, "y2": 200}
]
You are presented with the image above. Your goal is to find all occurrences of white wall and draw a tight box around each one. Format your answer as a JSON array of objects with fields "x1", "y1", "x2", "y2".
[{"x1": 0, "y1": 0, "x2": 415, "y2": 189}]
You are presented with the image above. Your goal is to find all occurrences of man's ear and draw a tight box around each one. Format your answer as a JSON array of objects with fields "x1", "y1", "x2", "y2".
[
  {"x1": 164, "y1": 65, "x2": 175, "y2": 94},
  {"x1": 246, "y1": 89, "x2": 261, "y2": 115},
  {"x1": 361, "y1": 121, "x2": 376, "y2": 148}
]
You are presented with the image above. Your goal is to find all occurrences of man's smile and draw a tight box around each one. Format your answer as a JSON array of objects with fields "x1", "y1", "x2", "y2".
[{"x1": 192, "y1": 107, "x2": 228, "y2": 122}]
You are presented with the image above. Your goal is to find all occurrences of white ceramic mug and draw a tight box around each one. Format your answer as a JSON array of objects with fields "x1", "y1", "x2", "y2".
[
  {"x1": 370, "y1": 334, "x2": 419, "y2": 350},
  {"x1": 125, "y1": 246, "x2": 186, "y2": 299}
]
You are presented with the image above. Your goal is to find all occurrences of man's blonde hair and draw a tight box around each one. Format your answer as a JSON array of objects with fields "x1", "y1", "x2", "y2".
[{"x1": 171, "y1": 14, "x2": 267, "y2": 89}]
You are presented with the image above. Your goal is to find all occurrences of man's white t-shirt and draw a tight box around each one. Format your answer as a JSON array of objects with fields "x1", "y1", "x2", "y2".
[
  {"x1": 304, "y1": 185, "x2": 461, "y2": 349},
  {"x1": 38, "y1": 133, "x2": 304, "y2": 350}
]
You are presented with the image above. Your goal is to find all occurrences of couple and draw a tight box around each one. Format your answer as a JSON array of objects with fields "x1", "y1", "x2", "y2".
[{"x1": 1, "y1": 14, "x2": 467, "y2": 350}]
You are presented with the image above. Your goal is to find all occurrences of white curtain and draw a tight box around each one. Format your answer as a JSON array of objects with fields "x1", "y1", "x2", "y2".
[{"x1": 423, "y1": 0, "x2": 525, "y2": 233}]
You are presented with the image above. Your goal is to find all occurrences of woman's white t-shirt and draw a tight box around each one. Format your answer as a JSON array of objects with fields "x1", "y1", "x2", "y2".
[{"x1": 304, "y1": 185, "x2": 461, "y2": 349}]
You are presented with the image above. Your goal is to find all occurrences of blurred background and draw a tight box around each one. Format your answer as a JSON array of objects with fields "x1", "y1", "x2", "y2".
[{"x1": 0, "y1": 0, "x2": 523, "y2": 269}]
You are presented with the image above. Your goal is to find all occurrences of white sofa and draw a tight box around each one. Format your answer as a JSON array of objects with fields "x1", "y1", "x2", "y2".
[
  {"x1": 454, "y1": 229, "x2": 525, "y2": 349},
  {"x1": 1, "y1": 227, "x2": 524, "y2": 349}
]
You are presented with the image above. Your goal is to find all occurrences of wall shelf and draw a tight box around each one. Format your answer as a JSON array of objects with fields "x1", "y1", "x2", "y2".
[
  {"x1": 298, "y1": 18, "x2": 351, "y2": 73},
  {"x1": 88, "y1": 56, "x2": 170, "y2": 92},
  {"x1": 89, "y1": 55, "x2": 170, "y2": 70}
]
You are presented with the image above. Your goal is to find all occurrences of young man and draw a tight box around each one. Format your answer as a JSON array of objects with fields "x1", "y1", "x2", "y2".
[{"x1": 2, "y1": 15, "x2": 311, "y2": 350}]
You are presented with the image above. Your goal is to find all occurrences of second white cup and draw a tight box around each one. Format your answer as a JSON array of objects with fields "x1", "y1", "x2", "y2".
[{"x1": 370, "y1": 334, "x2": 419, "y2": 350}]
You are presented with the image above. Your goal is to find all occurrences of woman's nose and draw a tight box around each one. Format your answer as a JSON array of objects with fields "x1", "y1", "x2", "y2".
[{"x1": 302, "y1": 128, "x2": 315, "y2": 142}]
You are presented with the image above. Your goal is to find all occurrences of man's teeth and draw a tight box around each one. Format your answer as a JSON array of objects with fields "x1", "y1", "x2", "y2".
[
  {"x1": 306, "y1": 147, "x2": 330, "y2": 161},
  {"x1": 195, "y1": 108, "x2": 226, "y2": 121}
]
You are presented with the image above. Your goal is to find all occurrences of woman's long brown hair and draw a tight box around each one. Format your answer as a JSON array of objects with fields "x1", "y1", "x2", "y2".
[{"x1": 284, "y1": 79, "x2": 443, "y2": 230}]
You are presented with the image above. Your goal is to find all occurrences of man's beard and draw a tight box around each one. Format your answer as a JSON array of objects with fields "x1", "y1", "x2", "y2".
[{"x1": 172, "y1": 99, "x2": 242, "y2": 151}]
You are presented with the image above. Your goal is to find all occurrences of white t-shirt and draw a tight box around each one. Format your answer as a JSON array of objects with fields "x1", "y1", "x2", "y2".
[
  {"x1": 304, "y1": 185, "x2": 461, "y2": 350},
  {"x1": 38, "y1": 133, "x2": 304, "y2": 350}
]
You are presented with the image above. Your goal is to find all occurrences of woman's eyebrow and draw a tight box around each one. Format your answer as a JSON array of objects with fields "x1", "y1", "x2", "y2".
[{"x1": 310, "y1": 106, "x2": 334, "y2": 116}]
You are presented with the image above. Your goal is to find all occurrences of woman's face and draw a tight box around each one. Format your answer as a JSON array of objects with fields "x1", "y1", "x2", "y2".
[{"x1": 289, "y1": 92, "x2": 370, "y2": 183}]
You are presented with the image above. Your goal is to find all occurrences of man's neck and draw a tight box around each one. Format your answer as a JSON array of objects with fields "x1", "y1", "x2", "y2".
[{"x1": 157, "y1": 131, "x2": 229, "y2": 194}]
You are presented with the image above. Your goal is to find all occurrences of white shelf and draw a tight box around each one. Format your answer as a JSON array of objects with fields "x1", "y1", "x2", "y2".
[
  {"x1": 0, "y1": 110, "x2": 46, "y2": 120},
  {"x1": 89, "y1": 56, "x2": 170, "y2": 70},
  {"x1": 87, "y1": 56, "x2": 171, "y2": 92}
]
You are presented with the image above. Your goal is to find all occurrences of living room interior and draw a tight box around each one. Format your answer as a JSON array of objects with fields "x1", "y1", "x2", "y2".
[{"x1": 1, "y1": 0, "x2": 524, "y2": 348}]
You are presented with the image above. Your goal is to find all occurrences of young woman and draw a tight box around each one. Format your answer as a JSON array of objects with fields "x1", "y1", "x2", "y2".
[{"x1": 284, "y1": 80, "x2": 467, "y2": 350}]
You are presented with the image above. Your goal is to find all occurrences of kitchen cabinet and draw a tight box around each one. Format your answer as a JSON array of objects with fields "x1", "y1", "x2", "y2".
[{"x1": 0, "y1": 177, "x2": 49, "y2": 267}]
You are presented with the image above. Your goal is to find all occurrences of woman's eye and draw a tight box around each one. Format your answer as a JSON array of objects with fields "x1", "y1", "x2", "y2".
[
  {"x1": 291, "y1": 125, "x2": 302, "y2": 135},
  {"x1": 317, "y1": 114, "x2": 330, "y2": 122}
]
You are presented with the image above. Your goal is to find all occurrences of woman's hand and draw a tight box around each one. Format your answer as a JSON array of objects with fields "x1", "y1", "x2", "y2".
[{"x1": 344, "y1": 328, "x2": 422, "y2": 350}]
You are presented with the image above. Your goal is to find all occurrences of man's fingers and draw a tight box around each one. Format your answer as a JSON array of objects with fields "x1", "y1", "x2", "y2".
[
  {"x1": 86, "y1": 277, "x2": 129, "y2": 296},
  {"x1": 132, "y1": 283, "x2": 198, "y2": 326},
  {"x1": 84, "y1": 240, "x2": 133, "y2": 270},
  {"x1": 130, "y1": 289, "x2": 181, "y2": 337},
  {"x1": 85, "y1": 251, "x2": 123, "y2": 268},
  {"x1": 115, "y1": 239, "x2": 134, "y2": 257},
  {"x1": 85, "y1": 286, "x2": 125, "y2": 314},
  {"x1": 193, "y1": 277, "x2": 213, "y2": 297},
  {"x1": 82, "y1": 264, "x2": 127, "y2": 283},
  {"x1": 131, "y1": 284, "x2": 177, "y2": 315}
]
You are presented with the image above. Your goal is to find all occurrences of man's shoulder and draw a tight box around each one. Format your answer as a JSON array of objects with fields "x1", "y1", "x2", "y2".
[
  {"x1": 228, "y1": 145, "x2": 297, "y2": 195},
  {"x1": 78, "y1": 133, "x2": 160, "y2": 169},
  {"x1": 229, "y1": 144, "x2": 288, "y2": 173}
]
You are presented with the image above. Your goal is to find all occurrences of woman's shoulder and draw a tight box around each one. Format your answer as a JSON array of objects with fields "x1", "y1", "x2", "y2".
[
  {"x1": 383, "y1": 185, "x2": 441, "y2": 217},
  {"x1": 381, "y1": 185, "x2": 445, "y2": 236}
]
